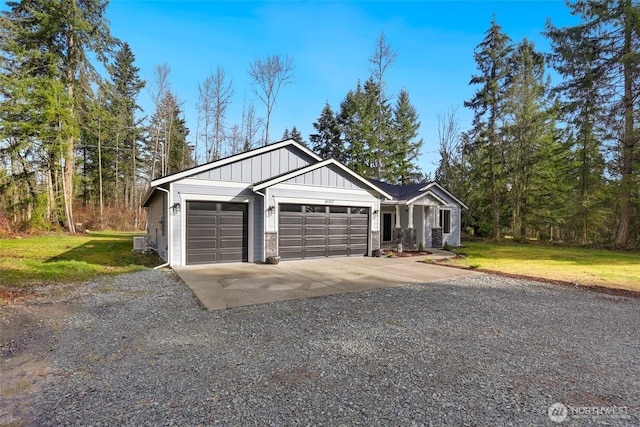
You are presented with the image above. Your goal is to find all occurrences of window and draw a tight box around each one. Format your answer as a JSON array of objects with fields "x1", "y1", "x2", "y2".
[
  {"x1": 439, "y1": 209, "x2": 451, "y2": 234},
  {"x1": 280, "y1": 204, "x2": 302, "y2": 213},
  {"x1": 329, "y1": 206, "x2": 348, "y2": 214}
]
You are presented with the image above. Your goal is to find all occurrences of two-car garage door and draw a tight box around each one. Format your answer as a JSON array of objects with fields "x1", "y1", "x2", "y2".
[{"x1": 279, "y1": 204, "x2": 369, "y2": 260}]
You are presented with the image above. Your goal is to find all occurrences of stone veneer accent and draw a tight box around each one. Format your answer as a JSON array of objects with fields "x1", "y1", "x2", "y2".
[
  {"x1": 432, "y1": 227, "x2": 443, "y2": 248},
  {"x1": 265, "y1": 232, "x2": 278, "y2": 258},
  {"x1": 392, "y1": 228, "x2": 417, "y2": 250},
  {"x1": 371, "y1": 230, "x2": 380, "y2": 251}
]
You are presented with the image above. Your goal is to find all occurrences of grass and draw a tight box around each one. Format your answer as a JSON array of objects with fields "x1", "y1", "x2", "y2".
[
  {"x1": 440, "y1": 241, "x2": 640, "y2": 292},
  {"x1": 0, "y1": 231, "x2": 160, "y2": 288}
]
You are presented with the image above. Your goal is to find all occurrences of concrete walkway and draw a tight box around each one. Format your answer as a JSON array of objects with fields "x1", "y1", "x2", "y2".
[{"x1": 174, "y1": 250, "x2": 478, "y2": 310}]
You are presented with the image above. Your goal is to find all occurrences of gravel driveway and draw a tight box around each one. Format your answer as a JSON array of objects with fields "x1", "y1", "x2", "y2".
[{"x1": 1, "y1": 269, "x2": 638, "y2": 426}]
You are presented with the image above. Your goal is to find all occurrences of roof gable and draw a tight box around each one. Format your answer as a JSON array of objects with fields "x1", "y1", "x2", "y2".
[
  {"x1": 253, "y1": 159, "x2": 392, "y2": 198},
  {"x1": 150, "y1": 139, "x2": 321, "y2": 187}
]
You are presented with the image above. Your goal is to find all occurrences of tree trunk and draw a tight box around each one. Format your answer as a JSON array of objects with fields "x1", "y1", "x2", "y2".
[{"x1": 614, "y1": 9, "x2": 634, "y2": 248}]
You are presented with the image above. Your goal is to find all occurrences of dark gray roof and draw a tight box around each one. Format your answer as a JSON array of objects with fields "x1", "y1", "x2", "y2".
[{"x1": 368, "y1": 179, "x2": 432, "y2": 200}]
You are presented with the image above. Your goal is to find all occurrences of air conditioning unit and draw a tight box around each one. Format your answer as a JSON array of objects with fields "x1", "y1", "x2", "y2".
[{"x1": 133, "y1": 236, "x2": 146, "y2": 252}]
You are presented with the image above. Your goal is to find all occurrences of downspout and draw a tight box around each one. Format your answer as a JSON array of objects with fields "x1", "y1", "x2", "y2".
[{"x1": 153, "y1": 186, "x2": 171, "y2": 270}]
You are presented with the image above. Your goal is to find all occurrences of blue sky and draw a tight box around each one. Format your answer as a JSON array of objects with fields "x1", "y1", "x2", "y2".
[{"x1": 106, "y1": 0, "x2": 579, "y2": 175}]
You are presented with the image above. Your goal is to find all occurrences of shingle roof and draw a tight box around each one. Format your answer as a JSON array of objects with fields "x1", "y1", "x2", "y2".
[{"x1": 368, "y1": 179, "x2": 431, "y2": 200}]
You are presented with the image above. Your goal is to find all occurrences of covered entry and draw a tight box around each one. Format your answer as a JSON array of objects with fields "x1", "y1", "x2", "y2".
[
  {"x1": 278, "y1": 204, "x2": 369, "y2": 260},
  {"x1": 185, "y1": 201, "x2": 248, "y2": 264}
]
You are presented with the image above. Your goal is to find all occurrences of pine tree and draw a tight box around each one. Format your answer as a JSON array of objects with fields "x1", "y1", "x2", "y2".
[
  {"x1": 310, "y1": 102, "x2": 345, "y2": 161},
  {"x1": 464, "y1": 17, "x2": 513, "y2": 240},
  {"x1": 501, "y1": 39, "x2": 558, "y2": 239},
  {"x1": 1, "y1": 0, "x2": 118, "y2": 232},
  {"x1": 388, "y1": 89, "x2": 422, "y2": 185},
  {"x1": 545, "y1": 0, "x2": 640, "y2": 247}
]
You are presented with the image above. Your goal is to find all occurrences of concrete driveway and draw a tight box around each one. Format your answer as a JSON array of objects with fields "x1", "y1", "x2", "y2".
[{"x1": 174, "y1": 251, "x2": 477, "y2": 309}]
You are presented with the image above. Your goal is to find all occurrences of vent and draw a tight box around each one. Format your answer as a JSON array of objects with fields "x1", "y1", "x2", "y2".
[{"x1": 133, "y1": 236, "x2": 146, "y2": 252}]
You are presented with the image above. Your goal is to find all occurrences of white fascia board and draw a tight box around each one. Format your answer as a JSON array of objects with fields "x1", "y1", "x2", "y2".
[
  {"x1": 253, "y1": 158, "x2": 393, "y2": 199},
  {"x1": 406, "y1": 190, "x2": 447, "y2": 206},
  {"x1": 419, "y1": 182, "x2": 469, "y2": 209},
  {"x1": 150, "y1": 139, "x2": 321, "y2": 187}
]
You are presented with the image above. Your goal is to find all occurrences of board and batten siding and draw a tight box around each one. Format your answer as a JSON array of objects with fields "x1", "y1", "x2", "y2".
[
  {"x1": 146, "y1": 191, "x2": 168, "y2": 261},
  {"x1": 192, "y1": 145, "x2": 315, "y2": 183},
  {"x1": 441, "y1": 204, "x2": 461, "y2": 247},
  {"x1": 284, "y1": 164, "x2": 364, "y2": 189}
]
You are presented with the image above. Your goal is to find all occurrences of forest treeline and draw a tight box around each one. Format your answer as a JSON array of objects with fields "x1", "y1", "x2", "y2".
[{"x1": 0, "y1": 1, "x2": 638, "y2": 248}]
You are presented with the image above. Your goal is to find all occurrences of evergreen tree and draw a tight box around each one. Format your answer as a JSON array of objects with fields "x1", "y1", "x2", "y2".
[
  {"x1": 501, "y1": 39, "x2": 559, "y2": 239},
  {"x1": 310, "y1": 102, "x2": 345, "y2": 161},
  {"x1": 464, "y1": 17, "x2": 513, "y2": 240},
  {"x1": 1, "y1": 0, "x2": 118, "y2": 232},
  {"x1": 388, "y1": 89, "x2": 422, "y2": 184},
  {"x1": 545, "y1": 0, "x2": 640, "y2": 247},
  {"x1": 106, "y1": 42, "x2": 145, "y2": 211},
  {"x1": 338, "y1": 80, "x2": 377, "y2": 177}
]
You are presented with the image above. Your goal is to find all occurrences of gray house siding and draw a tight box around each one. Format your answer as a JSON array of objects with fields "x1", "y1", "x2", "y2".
[
  {"x1": 441, "y1": 204, "x2": 461, "y2": 247},
  {"x1": 284, "y1": 164, "x2": 363, "y2": 189},
  {"x1": 146, "y1": 191, "x2": 168, "y2": 261},
  {"x1": 193, "y1": 146, "x2": 315, "y2": 183}
]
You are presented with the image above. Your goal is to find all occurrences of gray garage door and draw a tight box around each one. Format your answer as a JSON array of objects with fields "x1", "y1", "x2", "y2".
[
  {"x1": 279, "y1": 204, "x2": 369, "y2": 260},
  {"x1": 185, "y1": 201, "x2": 248, "y2": 265}
]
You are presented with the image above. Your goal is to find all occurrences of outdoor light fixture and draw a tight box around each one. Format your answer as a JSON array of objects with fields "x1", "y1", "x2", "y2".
[{"x1": 170, "y1": 202, "x2": 181, "y2": 215}]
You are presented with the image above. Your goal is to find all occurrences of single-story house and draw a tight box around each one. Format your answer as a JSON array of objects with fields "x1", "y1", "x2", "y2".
[
  {"x1": 142, "y1": 139, "x2": 466, "y2": 266},
  {"x1": 370, "y1": 180, "x2": 468, "y2": 250}
]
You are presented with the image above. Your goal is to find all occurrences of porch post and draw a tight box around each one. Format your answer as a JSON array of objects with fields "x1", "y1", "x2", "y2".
[
  {"x1": 408, "y1": 204, "x2": 414, "y2": 228},
  {"x1": 395, "y1": 205, "x2": 401, "y2": 227}
]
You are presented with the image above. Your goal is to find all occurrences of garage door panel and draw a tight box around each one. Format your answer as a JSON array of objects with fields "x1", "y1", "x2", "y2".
[
  {"x1": 305, "y1": 236, "x2": 328, "y2": 246},
  {"x1": 303, "y1": 247, "x2": 328, "y2": 258},
  {"x1": 280, "y1": 216, "x2": 303, "y2": 225},
  {"x1": 329, "y1": 236, "x2": 349, "y2": 245},
  {"x1": 329, "y1": 217, "x2": 348, "y2": 226},
  {"x1": 305, "y1": 227, "x2": 328, "y2": 236},
  {"x1": 328, "y1": 248, "x2": 349, "y2": 257},
  {"x1": 304, "y1": 216, "x2": 327, "y2": 225}
]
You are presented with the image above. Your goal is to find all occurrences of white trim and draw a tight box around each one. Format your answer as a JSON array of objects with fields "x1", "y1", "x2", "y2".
[
  {"x1": 439, "y1": 207, "x2": 452, "y2": 235},
  {"x1": 179, "y1": 194, "x2": 255, "y2": 266},
  {"x1": 253, "y1": 158, "x2": 393, "y2": 199},
  {"x1": 177, "y1": 178, "x2": 252, "y2": 189},
  {"x1": 419, "y1": 182, "x2": 469, "y2": 209},
  {"x1": 269, "y1": 182, "x2": 381, "y2": 196},
  {"x1": 406, "y1": 190, "x2": 448, "y2": 206},
  {"x1": 151, "y1": 139, "x2": 322, "y2": 187}
]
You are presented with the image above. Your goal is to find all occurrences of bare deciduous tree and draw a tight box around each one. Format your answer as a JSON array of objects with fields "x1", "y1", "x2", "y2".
[
  {"x1": 197, "y1": 66, "x2": 234, "y2": 161},
  {"x1": 248, "y1": 54, "x2": 295, "y2": 145}
]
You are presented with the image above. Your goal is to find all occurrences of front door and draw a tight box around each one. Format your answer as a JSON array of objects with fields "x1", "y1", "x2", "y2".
[{"x1": 383, "y1": 212, "x2": 393, "y2": 242}]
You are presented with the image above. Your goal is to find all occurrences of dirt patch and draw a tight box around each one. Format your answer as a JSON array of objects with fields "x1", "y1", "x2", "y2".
[{"x1": 1, "y1": 302, "x2": 77, "y2": 425}]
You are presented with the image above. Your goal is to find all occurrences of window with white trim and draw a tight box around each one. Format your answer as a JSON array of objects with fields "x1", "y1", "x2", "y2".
[{"x1": 439, "y1": 209, "x2": 451, "y2": 234}]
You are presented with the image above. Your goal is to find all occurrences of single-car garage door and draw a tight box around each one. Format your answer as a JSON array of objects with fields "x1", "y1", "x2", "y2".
[
  {"x1": 279, "y1": 204, "x2": 368, "y2": 260},
  {"x1": 185, "y1": 201, "x2": 248, "y2": 265}
]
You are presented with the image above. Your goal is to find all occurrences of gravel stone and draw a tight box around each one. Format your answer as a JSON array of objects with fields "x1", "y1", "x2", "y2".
[{"x1": 2, "y1": 269, "x2": 638, "y2": 426}]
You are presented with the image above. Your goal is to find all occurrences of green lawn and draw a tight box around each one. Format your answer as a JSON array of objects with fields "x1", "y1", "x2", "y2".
[
  {"x1": 441, "y1": 241, "x2": 640, "y2": 292},
  {"x1": 0, "y1": 231, "x2": 160, "y2": 289}
]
